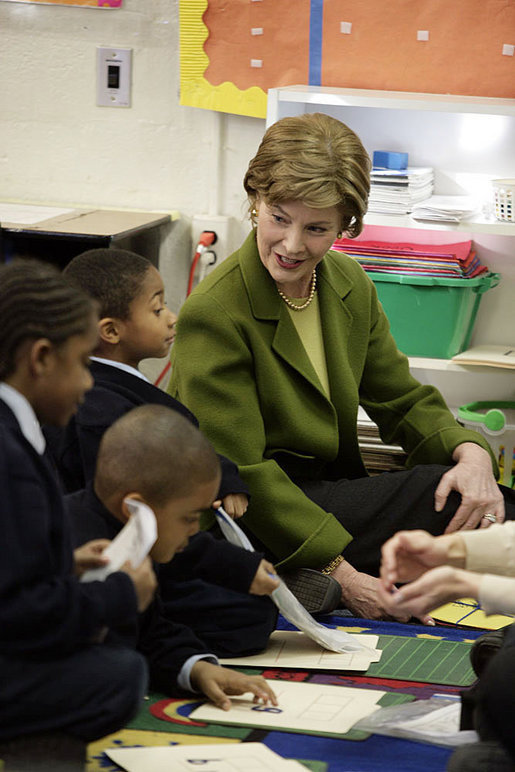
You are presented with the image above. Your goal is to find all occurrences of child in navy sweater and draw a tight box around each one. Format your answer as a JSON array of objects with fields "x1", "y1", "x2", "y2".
[
  {"x1": 65, "y1": 403, "x2": 278, "y2": 708},
  {"x1": 0, "y1": 259, "x2": 153, "y2": 746},
  {"x1": 46, "y1": 248, "x2": 277, "y2": 656}
]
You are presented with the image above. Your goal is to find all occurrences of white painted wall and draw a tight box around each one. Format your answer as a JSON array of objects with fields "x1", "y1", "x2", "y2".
[
  {"x1": 0, "y1": 0, "x2": 263, "y2": 244},
  {"x1": 1, "y1": 0, "x2": 513, "y2": 393}
]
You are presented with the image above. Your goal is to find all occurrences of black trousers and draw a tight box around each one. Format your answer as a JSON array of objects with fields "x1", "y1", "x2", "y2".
[
  {"x1": 297, "y1": 464, "x2": 515, "y2": 575},
  {"x1": 0, "y1": 644, "x2": 147, "y2": 743},
  {"x1": 476, "y1": 623, "x2": 515, "y2": 762},
  {"x1": 159, "y1": 580, "x2": 278, "y2": 658}
]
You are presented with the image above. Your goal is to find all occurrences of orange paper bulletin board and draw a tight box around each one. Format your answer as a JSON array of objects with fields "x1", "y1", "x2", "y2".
[
  {"x1": 179, "y1": 0, "x2": 515, "y2": 118},
  {"x1": 0, "y1": 1, "x2": 122, "y2": 6}
]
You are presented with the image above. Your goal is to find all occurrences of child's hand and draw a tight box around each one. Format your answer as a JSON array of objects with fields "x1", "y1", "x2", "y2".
[
  {"x1": 120, "y1": 557, "x2": 157, "y2": 612},
  {"x1": 212, "y1": 493, "x2": 249, "y2": 519},
  {"x1": 249, "y1": 559, "x2": 280, "y2": 595},
  {"x1": 73, "y1": 539, "x2": 111, "y2": 577},
  {"x1": 190, "y1": 661, "x2": 278, "y2": 711}
]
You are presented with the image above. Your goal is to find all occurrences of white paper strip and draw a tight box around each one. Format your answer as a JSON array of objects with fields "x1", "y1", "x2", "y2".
[{"x1": 80, "y1": 498, "x2": 157, "y2": 582}]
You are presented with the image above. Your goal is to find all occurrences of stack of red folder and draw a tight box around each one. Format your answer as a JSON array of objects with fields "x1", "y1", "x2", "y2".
[{"x1": 332, "y1": 237, "x2": 488, "y2": 279}]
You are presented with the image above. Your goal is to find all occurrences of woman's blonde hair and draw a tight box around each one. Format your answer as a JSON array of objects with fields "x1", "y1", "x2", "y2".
[{"x1": 244, "y1": 113, "x2": 371, "y2": 238}]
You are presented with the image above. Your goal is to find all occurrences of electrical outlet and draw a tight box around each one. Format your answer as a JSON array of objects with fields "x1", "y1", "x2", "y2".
[
  {"x1": 97, "y1": 46, "x2": 132, "y2": 107},
  {"x1": 192, "y1": 215, "x2": 238, "y2": 276}
]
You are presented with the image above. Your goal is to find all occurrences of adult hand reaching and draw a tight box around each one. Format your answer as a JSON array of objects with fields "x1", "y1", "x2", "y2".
[
  {"x1": 377, "y1": 565, "x2": 481, "y2": 619},
  {"x1": 380, "y1": 529, "x2": 466, "y2": 592}
]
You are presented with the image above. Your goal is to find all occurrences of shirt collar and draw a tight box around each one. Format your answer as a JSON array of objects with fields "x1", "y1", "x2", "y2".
[
  {"x1": 0, "y1": 382, "x2": 46, "y2": 455},
  {"x1": 90, "y1": 356, "x2": 149, "y2": 383}
]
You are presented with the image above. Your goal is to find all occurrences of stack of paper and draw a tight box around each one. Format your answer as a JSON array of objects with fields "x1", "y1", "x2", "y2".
[
  {"x1": 332, "y1": 237, "x2": 488, "y2": 279},
  {"x1": 411, "y1": 195, "x2": 480, "y2": 223},
  {"x1": 369, "y1": 167, "x2": 434, "y2": 214},
  {"x1": 452, "y1": 345, "x2": 515, "y2": 369},
  {"x1": 357, "y1": 408, "x2": 407, "y2": 474}
]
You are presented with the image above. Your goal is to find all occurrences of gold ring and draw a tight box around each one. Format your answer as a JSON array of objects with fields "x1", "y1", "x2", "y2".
[{"x1": 482, "y1": 513, "x2": 497, "y2": 523}]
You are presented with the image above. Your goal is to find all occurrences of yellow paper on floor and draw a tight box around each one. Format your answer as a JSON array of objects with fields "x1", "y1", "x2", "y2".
[{"x1": 431, "y1": 598, "x2": 515, "y2": 629}]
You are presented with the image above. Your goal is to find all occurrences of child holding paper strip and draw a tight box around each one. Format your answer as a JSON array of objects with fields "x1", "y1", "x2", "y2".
[{"x1": 66, "y1": 403, "x2": 278, "y2": 708}]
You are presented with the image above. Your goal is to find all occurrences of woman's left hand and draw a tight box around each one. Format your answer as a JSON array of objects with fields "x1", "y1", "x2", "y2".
[{"x1": 434, "y1": 443, "x2": 504, "y2": 532}]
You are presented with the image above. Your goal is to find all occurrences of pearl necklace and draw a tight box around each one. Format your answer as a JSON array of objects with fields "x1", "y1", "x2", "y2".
[{"x1": 277, "y1": 271, "x2": 317, "y2": 311}]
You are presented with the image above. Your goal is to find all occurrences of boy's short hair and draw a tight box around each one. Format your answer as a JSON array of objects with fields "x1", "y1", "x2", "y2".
[
  {"x1": 0, "y1": 259, "x2": 95, "y2": 380},
  {"x1": 64, "y1": 248, "x2": 152, "y2": 320},
  {"x1": 95, "y1": 405, "x2": 220, "y2": 507}
]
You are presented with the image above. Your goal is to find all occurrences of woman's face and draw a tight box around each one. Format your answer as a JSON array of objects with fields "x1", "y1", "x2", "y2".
[{"x1": 255, "y1": 199, "x2": 341, "y2": 297}]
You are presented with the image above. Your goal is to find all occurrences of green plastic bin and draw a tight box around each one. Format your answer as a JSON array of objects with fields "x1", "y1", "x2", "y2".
[{"x1": 371, "y1": 272, "x2": 500, "y2": 358}]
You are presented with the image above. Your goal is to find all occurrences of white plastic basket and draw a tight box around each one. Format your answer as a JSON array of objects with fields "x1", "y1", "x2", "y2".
[
  {"x1": 458, "y1": 402, "x2": 515, "y2": 488},
  {"x1": 492, "y1": 178, "x2": 515, "y2": 222}
]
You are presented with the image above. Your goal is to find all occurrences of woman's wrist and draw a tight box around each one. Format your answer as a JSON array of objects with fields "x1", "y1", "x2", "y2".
[
  {"x1": 320, "y1": 554, "x2": 344, "y2": 575},
  {"x1": 330, "y1": 558, "x2": 358, "y2": 594},
  {"x1": 452, "y1": 442, "x2": 491, "y2": 465}
]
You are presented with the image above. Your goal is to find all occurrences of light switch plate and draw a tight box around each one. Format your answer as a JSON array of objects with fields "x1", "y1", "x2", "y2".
[{"x1": 96, "y1": 46, "x2": 132, "y2": 107}]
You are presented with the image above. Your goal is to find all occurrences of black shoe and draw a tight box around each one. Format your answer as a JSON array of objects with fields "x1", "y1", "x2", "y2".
[
  {"x1": 280, "y1": 568, "x2": 342, "y2": 614},
  {"x1": 470, "y1": 626, "x2": 511, "y2": 678},
  {"x1": 448, "y1": 742, "x2": 515, "y2": 772}
]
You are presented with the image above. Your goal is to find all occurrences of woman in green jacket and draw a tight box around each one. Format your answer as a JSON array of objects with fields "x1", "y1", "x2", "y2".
[{"x1": 169, "y1": 113, "x2": 514, "y2": 620}]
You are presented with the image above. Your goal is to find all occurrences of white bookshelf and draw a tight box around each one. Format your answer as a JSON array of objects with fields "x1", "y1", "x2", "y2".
[
  {"x1": 267, "y1": 85, "x2": 515, "y2": 117},
  {"x1": 267, "y1": 85, "x2": 515, "y2": 405}
]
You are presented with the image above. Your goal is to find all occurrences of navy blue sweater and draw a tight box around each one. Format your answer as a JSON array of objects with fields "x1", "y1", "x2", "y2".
[
  {"x1": 66, "y1": 485, "x2": 262, "y2": 596},
  {"x1": 45, "y1": 360, "x2": 249, "y2": 500},
  {"x1": 0, "y1": 399, "x2": 136, "y2": 659},
  {"x1": 0, "y1": 398, "x2": 215, "y2": 692}
]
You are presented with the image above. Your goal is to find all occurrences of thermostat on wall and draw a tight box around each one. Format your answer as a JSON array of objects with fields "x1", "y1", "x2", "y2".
[{"x1": 96, "y1": 46, "x2": 132, "y2": 107}]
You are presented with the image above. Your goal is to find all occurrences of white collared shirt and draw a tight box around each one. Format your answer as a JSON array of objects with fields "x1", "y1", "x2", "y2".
[
  {"x1": 0, "y1": 382, "x2": 46, "y2": 455},
  {"x1": 90, "y1": 356, "x2": 149, "y2": 383}
]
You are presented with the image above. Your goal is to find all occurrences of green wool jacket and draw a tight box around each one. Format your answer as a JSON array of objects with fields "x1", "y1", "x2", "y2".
[{"x1": 169, "y1": 231, "x2": 493, "y2": 570}]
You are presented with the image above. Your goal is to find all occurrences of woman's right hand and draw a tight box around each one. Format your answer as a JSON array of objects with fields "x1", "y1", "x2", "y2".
[{"x1": 331, "y1": 558, "x2": 432, "y2": 623}]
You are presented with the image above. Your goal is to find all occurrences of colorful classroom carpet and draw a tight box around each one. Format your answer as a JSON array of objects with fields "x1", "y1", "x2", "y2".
[{"x1": 87, "y1": 616, "x2": 485, "y2": 772}]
